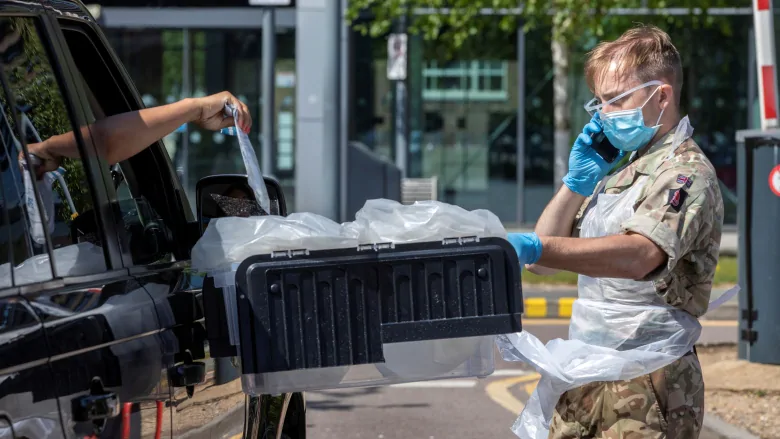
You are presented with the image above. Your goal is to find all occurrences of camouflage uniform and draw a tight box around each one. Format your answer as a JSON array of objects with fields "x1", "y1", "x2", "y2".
[{"x1": 548, "y1": 126, "x2": 724, "y2": 439}]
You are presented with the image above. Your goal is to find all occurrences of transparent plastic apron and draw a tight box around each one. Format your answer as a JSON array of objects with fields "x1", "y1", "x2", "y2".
[{"x1": 496, "y1": 117, "x2": 739, "y2": 439}]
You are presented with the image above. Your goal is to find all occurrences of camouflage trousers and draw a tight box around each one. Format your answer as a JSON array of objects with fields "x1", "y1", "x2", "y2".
[{"x1": 548, "y1": 351, "x2": 704, "y2": 439}]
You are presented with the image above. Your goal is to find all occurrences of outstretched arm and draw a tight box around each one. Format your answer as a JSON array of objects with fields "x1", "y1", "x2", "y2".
[{"x1": 25, "y1": 91, "x2": 251, "y2": 170}]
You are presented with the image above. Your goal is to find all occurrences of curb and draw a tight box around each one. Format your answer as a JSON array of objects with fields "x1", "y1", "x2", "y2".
[
  {"x1": 521, "y1": 297, "x2": 739, "y2": 320},
  {"x1": 522, "y1": 297, "x2": 575, "y2": 318},
  {"x1": 703, "y1": 413, "x2": 761, "y2": 439}
]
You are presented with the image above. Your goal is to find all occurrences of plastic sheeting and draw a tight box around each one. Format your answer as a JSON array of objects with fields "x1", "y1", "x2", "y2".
[
  {"x1": 191, "y1": 199, "x2": 507, "y2": 273},
  {"x1": 225, "y1": 103, "x2": 271, "y2": 214},
  {"x1": 191, "y1": 198, "x2": 507, "y2": 395},
  {"x1": 22, "y1": 159, "x2": 56, "y2": 245},
  {"x1": 0, "y1": 242, "x2": 106, "y2": 289}
]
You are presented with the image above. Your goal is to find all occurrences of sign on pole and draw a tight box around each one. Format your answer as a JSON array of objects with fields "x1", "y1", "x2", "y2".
[
  {"x1": 753, "y1": 0, "x2": 779, "y2": 129},
  {"x1": 770, "y1": 164, "x2": 780, "y2": 197},
  {"x1": 387, "y1": 33, "x2": 408, "y2": 81}
]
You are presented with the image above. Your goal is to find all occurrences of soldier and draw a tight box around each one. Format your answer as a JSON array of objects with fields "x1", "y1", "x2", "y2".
[{"x1": 506, "y1": 25, "x2": 723, "y2": 438}]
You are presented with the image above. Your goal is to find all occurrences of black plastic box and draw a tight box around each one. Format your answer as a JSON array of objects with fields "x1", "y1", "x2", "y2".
[{"x1": 233, "y1": 237, "x2": 523, "y2": 375}]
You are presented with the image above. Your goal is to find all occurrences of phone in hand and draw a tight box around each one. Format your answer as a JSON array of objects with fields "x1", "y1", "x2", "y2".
[{"x1": 589, "y1": 125, "x2": 620, "y2": 163}]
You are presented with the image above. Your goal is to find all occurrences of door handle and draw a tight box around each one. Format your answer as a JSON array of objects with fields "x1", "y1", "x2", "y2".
[
  {"x1": 71, "y1": 378, "x2": 121, "y2": 422},
  {"x1": 168, "y1": 362, "x2": 206, "y2": 388}
]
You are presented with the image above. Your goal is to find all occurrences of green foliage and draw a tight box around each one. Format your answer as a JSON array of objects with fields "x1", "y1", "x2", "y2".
[
  {"x1": 345, "y1": 0, "x2": 749, "y2": 59},
  {"x1": 522, "y1": 255, "x2": 738, "y2": 286},
  {"x1": 3, "y1": 18, "x2": 93, "y2": 223}
]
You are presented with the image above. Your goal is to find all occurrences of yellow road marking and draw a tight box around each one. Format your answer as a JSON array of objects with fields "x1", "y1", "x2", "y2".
[
  {"x1": 524, "y1": 298, "x2": 548, "y2": 318},
  {"x1": 229, "y1": 434, "x2": 242, "y2": 439},
  {"x1": 485, "y1": 373, "x2": 541, "y2": 415},
  {"x1": 522, "y1": 318, "x2": 571, "y2": 325},
  {"x1": 524, "y1": 381, "x2": 537, "y2": 396},
  {"x1": 557, "y1": 297, "x2": 576, "y2": 318},
  {"x1": 700, "y1": 320, "x2": 739, "y2": 327}
]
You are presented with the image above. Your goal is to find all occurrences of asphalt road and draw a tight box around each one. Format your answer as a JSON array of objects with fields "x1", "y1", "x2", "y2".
[{"x1": 307, "y1": 319, "x2": 737, "y2": 439}]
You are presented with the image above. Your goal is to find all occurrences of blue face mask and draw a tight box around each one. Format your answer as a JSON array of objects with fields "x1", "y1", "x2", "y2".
[{"x1": 585, "y1": 82, "x2": 665, "y2": 152}]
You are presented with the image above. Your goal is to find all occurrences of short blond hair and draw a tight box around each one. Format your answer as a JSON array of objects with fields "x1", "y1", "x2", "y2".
[{"x1": 584, "y1": 25, "x2": 683, "y2": 103}]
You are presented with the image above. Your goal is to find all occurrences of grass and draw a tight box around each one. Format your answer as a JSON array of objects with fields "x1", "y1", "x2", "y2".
[{"x1": 522, "y1": 256, "x2": 738, "y2": 287}]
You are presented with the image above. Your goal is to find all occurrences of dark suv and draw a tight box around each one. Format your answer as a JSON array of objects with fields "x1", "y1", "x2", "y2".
[{"x1": 0, "y1": 2, "x2": 305, "y2": 437}]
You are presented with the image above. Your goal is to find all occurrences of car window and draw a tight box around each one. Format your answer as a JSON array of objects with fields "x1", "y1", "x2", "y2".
[
  {"x1": 59, "y1": 23, "x2": 176, "y2": 267},
  {"x1": 0, "y1": 17, "x2": 107, "y2": 289}
]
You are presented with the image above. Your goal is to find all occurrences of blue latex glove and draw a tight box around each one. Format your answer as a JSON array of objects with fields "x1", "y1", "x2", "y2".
[
  {"x1": 506, "y1": 232, "x2": 543, "y2": 266},
  {"x1": 561, "y1": 114, "x2": 625, "y2": 196}
]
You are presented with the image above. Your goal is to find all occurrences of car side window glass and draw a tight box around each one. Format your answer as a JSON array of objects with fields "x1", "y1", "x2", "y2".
[
  {"x1": 0, "y1": 17, "x2": 107, "y2": 289},
  {"x1": 60, "y1": 24, "x2": 175, "y2": 267}
]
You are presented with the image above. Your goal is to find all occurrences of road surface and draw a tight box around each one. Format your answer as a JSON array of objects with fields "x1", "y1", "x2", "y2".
[{"x1": 307, "y1": 319, "x2": 736, "y2": 439}]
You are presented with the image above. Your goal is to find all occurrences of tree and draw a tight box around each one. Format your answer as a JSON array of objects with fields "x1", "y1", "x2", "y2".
[
  {"x1": 345, "y1": 0, "x2": 747, "y2": 190},
  {"x1": 3, "y1": 17, "x2": 92, "y2": 223}
]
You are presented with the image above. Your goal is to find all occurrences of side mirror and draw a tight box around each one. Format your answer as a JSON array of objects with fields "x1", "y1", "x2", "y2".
[{"x1": 195, "y1": 174, "x2": 288, "y2": 235}]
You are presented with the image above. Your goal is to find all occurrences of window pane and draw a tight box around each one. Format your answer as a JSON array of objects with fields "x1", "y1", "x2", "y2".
[
  {"x1": 489, "y1": 76, "x2": 503, "y2": 91},
  {"x1": 0, "y1": 17, "x2": 106, "y2": 287},
  {"x1": 62, "y1": 25, "x2": 176, "y2": 267}
]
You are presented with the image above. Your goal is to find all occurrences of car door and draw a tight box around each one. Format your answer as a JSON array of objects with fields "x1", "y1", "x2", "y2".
[
  {"x1": 48, "y1": 9, "x2": 312, "y2": 438},
  {"x1": 0, "y1": 5, "x2": 90, "y2": 439},
  {"x1": 47, "y1": 12, "x2": 249, "y2": 439},
  {"x1": 0, "y1": 10, "x2": 175, "y2": 439}
]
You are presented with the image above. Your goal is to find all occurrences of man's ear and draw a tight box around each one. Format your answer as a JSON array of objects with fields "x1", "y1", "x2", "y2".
[{"x1": 659, "y1": 84, "x2": 673, "y2": 110}]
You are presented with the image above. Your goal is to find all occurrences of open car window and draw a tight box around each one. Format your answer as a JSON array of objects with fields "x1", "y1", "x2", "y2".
[
  {"x1": 0, "y1": 16, "x2": 107, "y2": 289},
  {"x1": 59, "y1": 22, "x2": 177, "y2": 267}
]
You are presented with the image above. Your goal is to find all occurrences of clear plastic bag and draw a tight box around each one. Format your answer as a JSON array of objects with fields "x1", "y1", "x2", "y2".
[
  {"x1": 346, "y1": 199, "x2": 507, "y2": 243},
  {"x1": 191, "y1": 212, "x2": 359, "y2": 273},
  {"x1": 191, "y1": 198, "x2": 507, "y2": 273},
  {"x1": 226, "y1": 103, "x2": 271, "y2": 214},
  {"x1": 190, "y1": 199, "x2": 506, "y2": 394},
  {"x1": 22, "y1": 159, "x2": 56, "y2": 245},
  {"x1": 0, "y1": 242, "x2": 106, "y2": 289}
]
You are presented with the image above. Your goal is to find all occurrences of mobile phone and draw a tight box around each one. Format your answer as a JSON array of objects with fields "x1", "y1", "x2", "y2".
[{"x1": 590, "y1": 130, "x2": 620, "y2": 163}]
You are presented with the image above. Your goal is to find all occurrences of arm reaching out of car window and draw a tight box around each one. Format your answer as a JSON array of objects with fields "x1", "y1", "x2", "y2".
[{"x1": 23, "y1": 91, "x2": 251, "y2": 173}]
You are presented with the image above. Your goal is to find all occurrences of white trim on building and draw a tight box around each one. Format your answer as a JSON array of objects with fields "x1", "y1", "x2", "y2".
[{"x1": 422, "y1": 61, "x2": 509, "y2": 101}]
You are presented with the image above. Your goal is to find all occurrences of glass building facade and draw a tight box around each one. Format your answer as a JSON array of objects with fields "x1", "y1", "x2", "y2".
[{"x1": 97, "y1": 6, "x2": 776, "y2": 225}]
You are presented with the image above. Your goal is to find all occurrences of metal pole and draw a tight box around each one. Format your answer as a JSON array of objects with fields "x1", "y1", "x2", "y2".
[
  {"x1": 339, "y1": 0, "x2": 350, "y2": 222},
  {"x1": 181, "y1": 28, "x2": 191, "y2": 196},
  {"x1": 748, "y1": 27, "x2": 757, "y2": 129},
  {"x1": 393, "y1": 17, "x2": 408, "y2": 178},
  {"x1": 261, "y1": 8, "x2": 276, "y2": 177},
  {"x1": 516, "y1": 25, "x2": 526, "y2": 224},
  {"x1": 753, "y1": 0, "x2": 779, "y2": 129}
]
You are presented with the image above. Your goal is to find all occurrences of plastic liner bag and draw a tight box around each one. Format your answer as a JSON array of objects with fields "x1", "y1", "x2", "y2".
[
  {"x1": 0, "y1": 242, "x2": 106, "y2": 289},
  {"x1": 496, "y1": 287, "x2": 739, "y2": 439},
  {"x1": 346, "y1": 198, "x2": 507, "y2": 243},
  {"x1": 191, "y1": 213, "x2": 359, "y2": 273},
  {"x1": 190, "y1": 199, "x2": 507, "y2": 384},
  {"x1": 191, "y1": 198, "x2": 507, "y2": 273},
  {"x1": 225, "y1": 103, "x2": 271, "y2": 215}
]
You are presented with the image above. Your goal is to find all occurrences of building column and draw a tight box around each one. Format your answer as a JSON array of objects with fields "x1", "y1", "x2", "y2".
[{"x1": 295, "y1": 0, "x2": 341, "y2": 218}]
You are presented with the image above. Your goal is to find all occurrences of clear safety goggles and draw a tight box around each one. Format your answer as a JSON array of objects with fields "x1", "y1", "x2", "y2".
[{"x1": 584, "y1": 80, "x2": 665, "y2": 117}]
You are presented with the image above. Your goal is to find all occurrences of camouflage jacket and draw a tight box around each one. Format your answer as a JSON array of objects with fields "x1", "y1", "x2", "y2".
[{"x1": 573, "y1": 124, "x2": 724, "y2": 317}]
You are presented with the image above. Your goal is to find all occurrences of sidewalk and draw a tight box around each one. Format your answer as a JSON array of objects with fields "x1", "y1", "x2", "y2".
[
  {"x1": 698, "y1": 345, "x2": 779, "y2": 439},
  {"x1": 506, "y1": 226, "x2": 738, "y2": 256}
]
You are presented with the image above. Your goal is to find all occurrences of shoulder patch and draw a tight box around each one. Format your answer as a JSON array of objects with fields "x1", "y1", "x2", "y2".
[
  {"x1": 668, "y1": 188, "x2": 688, "y2": 212},
  {"x1": 676, "y1": 174, "x2": 695, "y2": 188}
]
